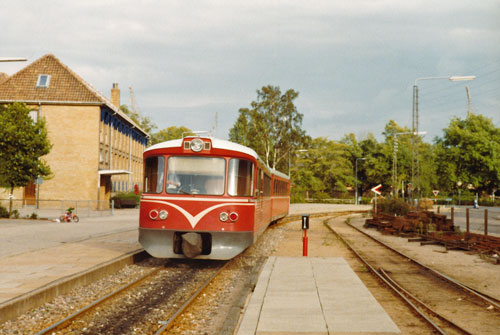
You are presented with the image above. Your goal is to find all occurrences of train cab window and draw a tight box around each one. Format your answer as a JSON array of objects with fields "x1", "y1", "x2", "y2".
[
  {"x1": 166, "y1": 156, "x2": 225, "y2": 195},
  {"x1": 144, "y1": 156, "x2": 165, "y2": 193},
  {"x1": 228, "y1": 159, "x2": 254, "y2": 196}
]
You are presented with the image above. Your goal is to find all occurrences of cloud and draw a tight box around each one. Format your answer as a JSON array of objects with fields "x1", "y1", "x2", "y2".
[{"x1": 1, "y1": 0, "x2": 498, "y2": 142}]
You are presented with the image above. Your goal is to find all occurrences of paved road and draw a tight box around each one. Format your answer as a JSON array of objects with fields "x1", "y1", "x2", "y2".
[
  {"x1": 0, "y1": 209, "x2": 139, "y2": 258},
  {"x1": 437, "y1": 206, "x2": 500, "y2": 235}
]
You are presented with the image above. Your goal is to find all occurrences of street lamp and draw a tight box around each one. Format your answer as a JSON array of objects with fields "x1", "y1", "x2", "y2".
[
  {"x1": 0, "y1": 58, "x2": 27, "y2": 62},
  {"x1": 412, "y1": 75, "x2": 475, "y2": 204},
  {"x1": 457, "y1": 181, "x2": 462, "y2": 206},
  {"x1": 355, "y1": 157, "x2": 366, "y2": 205}
]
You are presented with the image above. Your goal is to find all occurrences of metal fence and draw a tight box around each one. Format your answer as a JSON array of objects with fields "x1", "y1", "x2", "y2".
[
  {"x1": 0, "y1": 199, "x2": 113, "y2": 219},
  {"x1": 305, "y1": 198, "x2": 355, "y2": 204},
  {"x1": 434, "y1": 206, "x2": 500, "y2": 236}
]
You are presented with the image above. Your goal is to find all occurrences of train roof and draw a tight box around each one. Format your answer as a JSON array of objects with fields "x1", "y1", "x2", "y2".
[
  {"x1": 145, "y1": 137, "x2": 289, "y2": 180},
  {"x1": 146, "y1": 137, "x2": 258, "y2": 157}
]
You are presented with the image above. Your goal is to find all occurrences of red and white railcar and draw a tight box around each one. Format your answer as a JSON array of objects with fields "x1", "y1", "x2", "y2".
[{"x1": 139, "y1": 135, "x2": 290, "y2": 259}]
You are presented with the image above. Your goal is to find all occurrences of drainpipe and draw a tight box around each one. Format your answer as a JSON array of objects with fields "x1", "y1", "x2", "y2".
[
  {"x1": 129, "y1": 133, "x2": 132, "y2": 191},
  {"x1": 36, "y1": 102, "x2": 42, "y2": 209}
]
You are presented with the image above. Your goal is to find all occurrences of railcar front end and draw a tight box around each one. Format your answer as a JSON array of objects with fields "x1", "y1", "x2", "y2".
[{"x1": 139, "y1": 137, "x2": 259, "y2": 260}]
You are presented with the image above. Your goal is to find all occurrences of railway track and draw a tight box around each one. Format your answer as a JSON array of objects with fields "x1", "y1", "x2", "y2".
[
  {"x1": 325, "y1": 217, "x2": 500, "y2": 334},
  {"x1": 35, "y1": 259, "x2": 228, "y2": 335}
]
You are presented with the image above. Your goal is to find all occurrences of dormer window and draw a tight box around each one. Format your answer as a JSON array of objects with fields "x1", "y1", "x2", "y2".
[{"x1": 36, "y1": 74, "x2": 51, "y2": 88}]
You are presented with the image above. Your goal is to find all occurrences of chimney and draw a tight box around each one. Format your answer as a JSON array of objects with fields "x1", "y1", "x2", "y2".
[{"x1": 111, "y1": 83, "x2": 120, "y2": 108}]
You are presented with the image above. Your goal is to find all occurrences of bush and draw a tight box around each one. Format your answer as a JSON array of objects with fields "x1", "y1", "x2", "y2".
[
  {"x1": 311, "y1": 191, "x2": 330, "y2": 203},
  {"x1": 291, "y1": 193, "x2": 306, "y2": 203},
  {"x1": 378, "y1": 198, "x2": 410, "y2": 216},
  {"x1": 0, "y1": 205, "x2": 8, "y2": 218},
  {"x1": 111, "y1": 192, "x2": 140, "y2": 208}
]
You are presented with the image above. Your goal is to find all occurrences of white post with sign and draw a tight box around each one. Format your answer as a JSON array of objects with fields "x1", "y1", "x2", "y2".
[
  {"x1": 371, "y1": 184, "x2": 382, "y2": 215},
  {"x1": 432, "y1": 190, "x2": 439, "y2": 206},
  {"x1": 432, "y1": 190, "x2": 439, "y2": 202}
]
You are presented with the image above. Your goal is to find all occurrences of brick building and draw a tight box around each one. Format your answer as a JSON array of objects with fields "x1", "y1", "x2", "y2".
[{"x1": 0, "y1": 54, "x2": 149, "y2": 207}]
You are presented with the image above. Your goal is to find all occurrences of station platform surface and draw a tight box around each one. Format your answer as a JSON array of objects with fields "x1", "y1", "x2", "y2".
[
  {"x1": 0, "y1": 209, "x2": 141, "y2": 322},
  {"x1": 237, "y1": 256, "x2": 400, "y2": 335}
]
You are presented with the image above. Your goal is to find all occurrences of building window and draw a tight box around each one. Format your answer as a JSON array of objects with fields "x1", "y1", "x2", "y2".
[
  {"x1": 36, "y1": 74, "x2": 51, "y2": 88},
  {"x1": 29, "y1": 110, "x2": 38, "y2": 122}
]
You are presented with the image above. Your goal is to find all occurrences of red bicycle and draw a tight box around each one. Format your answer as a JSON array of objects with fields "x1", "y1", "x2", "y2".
[{"x1": 59, "y1": 207, "x2": 79, "y2": 223}]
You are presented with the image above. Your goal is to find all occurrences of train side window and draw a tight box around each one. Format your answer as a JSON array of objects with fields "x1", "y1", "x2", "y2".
[
  {"x1": 256, "y1": 168, "x2": 262, "y2": 197},
  {"x1": 228, "y1": 159, "x2": 254, "y2": 196},
  {"x1": 144, "y1": 156, "x2": 165, "y2": 193},
  {"x1": 263, "y1": 174, "x2": 271, "y2": 196}
]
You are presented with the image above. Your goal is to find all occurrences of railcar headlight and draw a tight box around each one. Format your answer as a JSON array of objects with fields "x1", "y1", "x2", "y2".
[
  {"x1": 219, "y1": 212, "x2": 229, "y2": 222},
  {"x1": 159, "y1": 210, "x2": 168, "y2": 220},
  {"x1": 190, "y1": 138, "x2": 204, "y2": 152},
  {"x1": 149, "y1": 209, "x2": 159, "y2": 220},
  {"x1": 229, "y1": 212, "x2": 239, "y2": 222}
]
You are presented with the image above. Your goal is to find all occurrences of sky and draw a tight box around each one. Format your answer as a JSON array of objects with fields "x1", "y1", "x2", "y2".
[{"x1": 1, "y1": 0, "x2": 499, "y2": 142}]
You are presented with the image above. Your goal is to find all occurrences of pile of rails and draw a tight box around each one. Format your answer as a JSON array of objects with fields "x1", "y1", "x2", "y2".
[
  {"x1": 365, "y1": 211, "x2": 500, "y2": 263},
  {"x1": 427, "y1": 231, "x2": 500, "y2": 260},
  {"x1": 364, "y1": 210, "x2": 453, "y2": 236}
]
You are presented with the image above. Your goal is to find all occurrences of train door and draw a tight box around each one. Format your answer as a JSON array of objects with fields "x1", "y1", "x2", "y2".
[
  {"x1": 254, "y1": 167, "x2": 263, "y2": 237},
  {"x1": 263, "y1": 172, "x2": 272, "y2": 223}
]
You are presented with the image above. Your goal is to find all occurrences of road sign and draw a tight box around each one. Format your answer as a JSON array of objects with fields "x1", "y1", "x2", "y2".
[
  {"x1": 432, "y1": 190, "x2": 439, "y2": 197},
  {"x1": 371, "y1": 184, "x2": 382, "y2": 195}
]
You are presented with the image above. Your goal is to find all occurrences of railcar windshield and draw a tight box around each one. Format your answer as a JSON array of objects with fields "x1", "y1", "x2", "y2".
[
  {"x1": 228, "y1": 159, "x2": 254, "y2": 196},
  {"x1": 166, "y1": 156, "x2": 225, "y2": 195},
  {"x1": 144, "y1": 156, "x2": 165, "y2": 193}
]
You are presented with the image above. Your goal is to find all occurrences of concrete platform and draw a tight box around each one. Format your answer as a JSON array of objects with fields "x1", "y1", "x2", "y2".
[{"x1": 237, "y1": 256, "x2": 400, "y2": 335}]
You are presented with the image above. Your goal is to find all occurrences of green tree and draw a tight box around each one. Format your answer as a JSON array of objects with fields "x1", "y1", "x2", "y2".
[
  {"x1": 0, "y1": 103, "x2": 52, "y2": 216},
  {"x1": 151, "y1": 126, "x2": 193, "y2": 145},
  {"x1": 434, "y1": 113, "x2": 500, "y2": 195},
  {"x1": 121, "y1": 104, "x2": 157, "y2": 136},
  {"x1": 357, "y1": 133, "x2": 390, "y2": 194},
  {"x1": 290, "y1": 137, "x2": 353, "y2": 201},
  {"x1": 229, "y1": 85, "x2": 309, "y2": 173},
  {"x1": 228, "y1": 112, "x2": 250, "y2": 147},
  {"x1": 310, "y1": 138, "x2": 353, "y2": 194}
]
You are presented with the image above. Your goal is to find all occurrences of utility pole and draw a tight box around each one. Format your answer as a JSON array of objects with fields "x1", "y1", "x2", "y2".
[
  {"x1": 210, "y1": 112, "x2": 218, "y2": 136},
  {"x1": 466, "y1": 86, "x2": 474, "y2": 116},
  {"x1": 412, "y1": 76, "x2": 475, "y2": 205},
  {"x1": 129, "y1": 86, "x2": 140, "y2": 115}
]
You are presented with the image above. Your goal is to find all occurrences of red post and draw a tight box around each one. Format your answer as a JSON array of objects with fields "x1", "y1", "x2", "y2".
[
  {"x1": 484, "y1": 209, "x2": 488, "y2": 236},
  {"x1": 466, "y1": 208, "x2": 470, "y2": 234},
  {"x1": 302, "y1": 214, "x2": 310, "y2": 257},
  {"x1": 303, "y1": 229, "x2": 308, "y2": 256}
]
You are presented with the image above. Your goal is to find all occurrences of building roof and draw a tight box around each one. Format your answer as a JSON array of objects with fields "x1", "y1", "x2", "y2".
[{"x1": 0, "y1": 54, "x2": 148, "y2": 137}]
